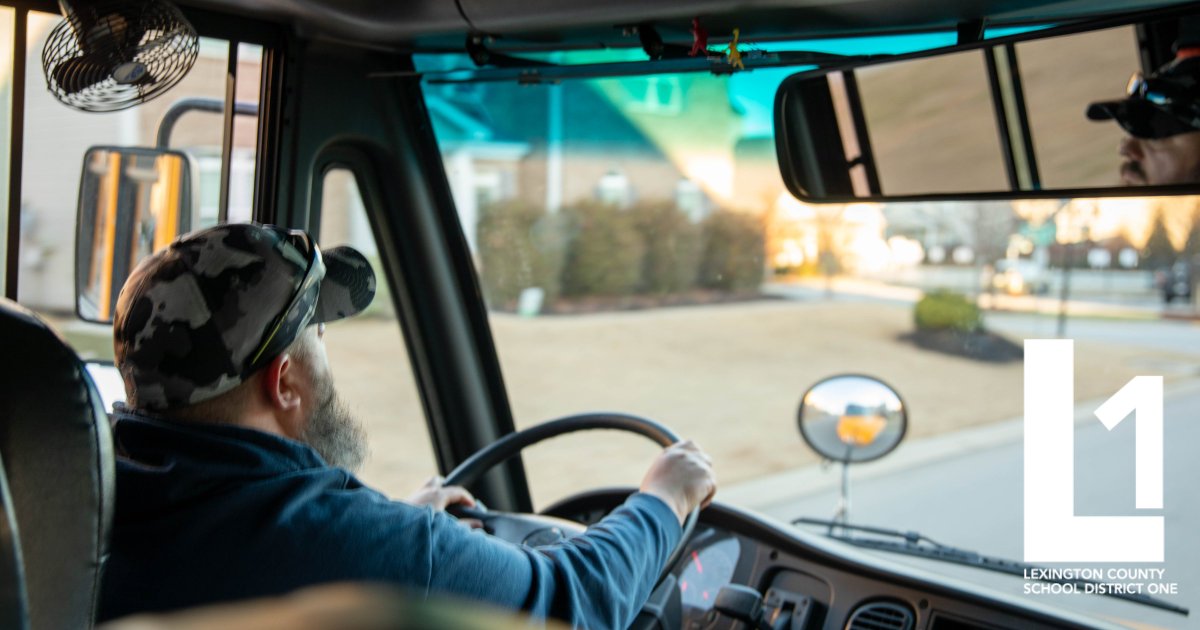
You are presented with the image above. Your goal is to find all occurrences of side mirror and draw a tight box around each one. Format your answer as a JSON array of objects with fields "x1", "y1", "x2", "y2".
[
  {"x1": 797, "y1": 374, "x2": 907, "y2": 525},
  {"x1": 797, "y1": 374, "x2": 906, "y2": 464},
  {"x1": 75, "y1": 146, "x2": 192, "y2": 324}
]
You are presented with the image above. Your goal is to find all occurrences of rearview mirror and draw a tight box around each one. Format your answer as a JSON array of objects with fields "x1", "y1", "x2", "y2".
[
  {"x1": 75, "y1": 146, "x2": 192, "y2": 324},
  {"x1": 776, "y1": 14, "x2": 1200, "y2": 202}
]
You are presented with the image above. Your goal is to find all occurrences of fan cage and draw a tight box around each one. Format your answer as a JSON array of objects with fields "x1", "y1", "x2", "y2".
[{"x1": 42, "y1": 0, "x2": 199, "y2": 113}]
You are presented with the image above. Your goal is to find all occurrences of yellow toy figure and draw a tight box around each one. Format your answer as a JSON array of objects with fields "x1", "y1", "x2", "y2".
[{"x1": 727, "y1": 28, "x2": 744, "y2": 70}]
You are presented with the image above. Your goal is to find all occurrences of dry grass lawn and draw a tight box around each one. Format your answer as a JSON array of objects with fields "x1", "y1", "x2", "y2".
[{"x1": 323, "y1": 301, "x2": 1191, "y2": 508}]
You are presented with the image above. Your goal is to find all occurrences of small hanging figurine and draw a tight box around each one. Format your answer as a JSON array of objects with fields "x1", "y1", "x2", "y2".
[
  {"x1": 727, "y1": 28, "x2": 744, "y2": 70},
  {"x1": 689, "y1": 18, "x2": 709, "y2": 57}
]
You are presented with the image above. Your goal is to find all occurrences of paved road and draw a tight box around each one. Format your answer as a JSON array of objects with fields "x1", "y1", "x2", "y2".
[
  {"x1": 758, "y1": 383, "x2": 1200, "y2": 629},
  {"x1": 986, "y1": 312, "x2": 1200, "y2": 360},
  {"x1": 768, "y1": 278, "x2": 1200, "y2": 371}
]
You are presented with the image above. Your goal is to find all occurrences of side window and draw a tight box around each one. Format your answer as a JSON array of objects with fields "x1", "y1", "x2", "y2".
[
  {"x1": 318, "y1": 168, "x2": 436, "y2": 498},
  {"x1": 855, "y1": 50, "x2": 1009, "y2": 195},
  {"x1": 1017, "y1": 26, "x2": 1140, "y2": 188},
  {"x1": 15, "y1": 10, "x2": 262, "y2": 360}
]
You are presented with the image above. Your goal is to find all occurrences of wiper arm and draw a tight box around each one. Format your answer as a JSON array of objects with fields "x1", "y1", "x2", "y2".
[{"x1": 793, "y1": 518, "x2": 1189, "y2": 617}]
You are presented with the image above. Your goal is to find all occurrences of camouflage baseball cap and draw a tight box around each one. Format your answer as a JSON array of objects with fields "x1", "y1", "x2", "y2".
[
  {"x1": 113, "y1": 222, "x2": 376, "y2": 410},
  {"x1": 1087, "y1": 47, "x2": 1200, "y2": 139}
]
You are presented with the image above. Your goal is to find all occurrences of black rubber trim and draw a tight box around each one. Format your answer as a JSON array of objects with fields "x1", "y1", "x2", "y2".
[{"x1": 5, "y1": 7, "x2": 27, "y2": 301}]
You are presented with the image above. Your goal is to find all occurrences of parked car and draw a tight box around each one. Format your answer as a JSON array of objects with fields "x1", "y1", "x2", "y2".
[
  {"x1": 1157, "y1": 260, "x2": 1195, "y2": 303},
  {"x1": 992, "y1": 258, "x2": 1051, "y2": 296}
]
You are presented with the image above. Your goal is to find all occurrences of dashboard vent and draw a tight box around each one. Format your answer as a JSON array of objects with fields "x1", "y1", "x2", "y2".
[{"x1": 846, "y1": 601, "x2": 915, "y2": 630}]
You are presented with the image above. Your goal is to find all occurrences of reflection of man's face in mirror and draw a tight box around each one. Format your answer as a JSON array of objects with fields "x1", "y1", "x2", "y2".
[
  {"x1": 1119, "y1": 131, "x2": 1200, "y2": 185},
  {"x1": 1087, "y1": 22, "x2": 1200, "y2": 187}
]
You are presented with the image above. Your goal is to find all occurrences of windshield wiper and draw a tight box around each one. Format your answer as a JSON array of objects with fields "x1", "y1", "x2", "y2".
[{"x1": 792, "y1": 518, "x2": 1189, "y2": 616}]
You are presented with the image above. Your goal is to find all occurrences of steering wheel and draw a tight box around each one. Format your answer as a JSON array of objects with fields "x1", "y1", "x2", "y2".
[{"x1": 444, "y1": 412, "x2": 699, "y2": 584}]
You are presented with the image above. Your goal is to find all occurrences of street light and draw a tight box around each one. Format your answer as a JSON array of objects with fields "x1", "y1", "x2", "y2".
[{"x1": 1055, "y1": 199, "x2": 1100, "y2": 338}]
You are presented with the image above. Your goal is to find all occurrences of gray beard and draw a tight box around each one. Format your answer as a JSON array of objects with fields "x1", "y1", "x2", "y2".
[{"x1": 302, "y1": 378, "x2": 368, "y2": 472}]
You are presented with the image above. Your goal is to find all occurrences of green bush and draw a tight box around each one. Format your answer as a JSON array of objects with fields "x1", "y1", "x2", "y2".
[
  {"x1": 629, "y1": 202, "x2": 700, "y2": 294},
  {"x1": 476, "y1": 200, "x2": 567, "y2": 308},
  {"x1": 479, "y1": 200, "x2": 766, "y2": 305},
  {"x1": 697, "y1": 210, "x2": 766, "y2": 291},
  {"x1": 914, "y1": 290, "x2": 983, "y2": 332},
  {"x1": 561, "y1": 201, "x2": 645, "y2": 297}
]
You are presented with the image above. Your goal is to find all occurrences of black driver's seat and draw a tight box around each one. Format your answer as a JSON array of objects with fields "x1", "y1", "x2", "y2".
[{"x1": 0, "y1": 298, "x2": 115, "y2": 629}]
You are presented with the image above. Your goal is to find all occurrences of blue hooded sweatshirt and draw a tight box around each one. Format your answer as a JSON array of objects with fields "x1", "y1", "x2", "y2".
[{"x1": 98, "y1": 410, "x2": 681, "y2": 628}]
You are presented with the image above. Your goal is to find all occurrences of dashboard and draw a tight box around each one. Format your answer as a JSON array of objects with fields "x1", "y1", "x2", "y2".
[{"x1": 543, "y1": 489, "x2": 1125, "y2": 630}]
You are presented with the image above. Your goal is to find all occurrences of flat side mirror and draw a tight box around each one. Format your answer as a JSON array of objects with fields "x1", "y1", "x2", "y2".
[
  {"x1": 75, "y1": 146, "x2": 192, "y2": 324},
  {"x1": 797, "y1": 374, "x2": 906, "y2": 463}
]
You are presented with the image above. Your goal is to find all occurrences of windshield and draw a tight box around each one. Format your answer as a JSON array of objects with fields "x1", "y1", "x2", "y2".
[{"x1": 416, "y1": 46, "x2": 1197, "y2": 626}]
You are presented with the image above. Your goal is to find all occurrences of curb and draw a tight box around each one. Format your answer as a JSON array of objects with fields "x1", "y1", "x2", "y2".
[{"x1": 1162, "y1": 311, "x2": 1200, "y2": 322}]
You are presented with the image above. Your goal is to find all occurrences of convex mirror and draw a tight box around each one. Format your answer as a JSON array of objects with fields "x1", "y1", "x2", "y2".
[
  {"x1": 797, "y1": 374, "x2": 906, "y2": 463},
  {"x1": 76, "y1": 146, "x2": 192, "y2": 323},
  {"x1": 776, "y1": 12, "x2": 1200, "y2": 201}
]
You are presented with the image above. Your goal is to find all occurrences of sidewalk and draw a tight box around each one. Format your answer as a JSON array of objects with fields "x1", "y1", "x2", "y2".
[
  {"x1": 763, "y1": 278, "x2": 1166, "y2": 319},
  {"x1": 765, "y1": 277, "x2": 1184, "y2": 321}
]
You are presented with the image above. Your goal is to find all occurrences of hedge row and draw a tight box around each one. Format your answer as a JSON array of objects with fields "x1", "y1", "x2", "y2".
[{"x1": 477, "y1": 200, "x2": 765, "y2": 308}]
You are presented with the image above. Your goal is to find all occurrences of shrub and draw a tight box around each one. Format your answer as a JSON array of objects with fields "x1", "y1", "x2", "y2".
[
  {"x1": 629, "y1": 201, "x2": 700, "y2": 294},
  {"x1": 476, "y1": 200, "x2": 566, "y2": 308},
  {"x1": 914, "y1": 290, "x2": 983, "y2": 332},
  {"x1": 697, "y1": 210, "x2": 766, "y2": 291},
  {"x1": 561, "y1": 201, "x2": 645, "y2": 297}
]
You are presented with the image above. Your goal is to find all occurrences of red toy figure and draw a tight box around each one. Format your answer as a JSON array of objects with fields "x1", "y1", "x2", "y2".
[{"x1": 689, "y1": 18, "x2": 708, "y2": 57}]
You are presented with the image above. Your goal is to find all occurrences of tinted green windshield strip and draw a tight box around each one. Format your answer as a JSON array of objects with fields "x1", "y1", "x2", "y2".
[
  {"x1": 986, "y1": 25, "x2": 1056, "y2": 38},
  {"x1": 414, "y1": 24, "x2": 1058, "y2": 84},
  {"x1": 414, "y1": 24, "x2": 1056, "y2": 77}
]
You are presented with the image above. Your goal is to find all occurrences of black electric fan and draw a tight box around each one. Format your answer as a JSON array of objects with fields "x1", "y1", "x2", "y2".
[{"x1": 41, "y1": 0, "x2": 198, "y2": 112}]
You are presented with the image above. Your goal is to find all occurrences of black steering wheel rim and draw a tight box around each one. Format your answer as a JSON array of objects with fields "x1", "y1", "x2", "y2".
[{"x1": 445, "y1": 412, "x2": 699, "y2": 583}]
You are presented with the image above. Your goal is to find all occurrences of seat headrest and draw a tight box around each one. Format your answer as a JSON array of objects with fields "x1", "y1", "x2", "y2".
[{"x1": 0, "y1": 298, "x2": 115, "y2": 629}]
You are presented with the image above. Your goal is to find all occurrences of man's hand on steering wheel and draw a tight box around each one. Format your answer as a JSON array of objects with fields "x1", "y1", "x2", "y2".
[
  {"x1": 441, "y1": 412, "x2": 716, "y2": 585},
  {"x1": 639, "y1": 440, "x2": 718, "y2": 525},
  {"x1": 407, "y1": 475, "x2": 478, "y2": 511}
]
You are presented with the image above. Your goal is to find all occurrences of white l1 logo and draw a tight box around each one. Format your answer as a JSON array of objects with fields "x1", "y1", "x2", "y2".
[{"x1": 1024, "y1": 339, "x2": 1164, "y2": 563}]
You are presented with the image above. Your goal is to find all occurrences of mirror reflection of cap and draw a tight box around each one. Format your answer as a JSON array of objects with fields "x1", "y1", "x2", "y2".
[
  {"x1": 1087, "y1": 55, "x2": 1200, "y2": 139},
  {"x1": 113, "y1": 223, "x2": 376, "y2": 410}
]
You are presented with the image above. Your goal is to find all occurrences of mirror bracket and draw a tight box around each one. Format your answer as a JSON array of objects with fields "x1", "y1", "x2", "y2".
[{"x1": 957, "y1": 18, "x2": 987, "y2": 46}]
